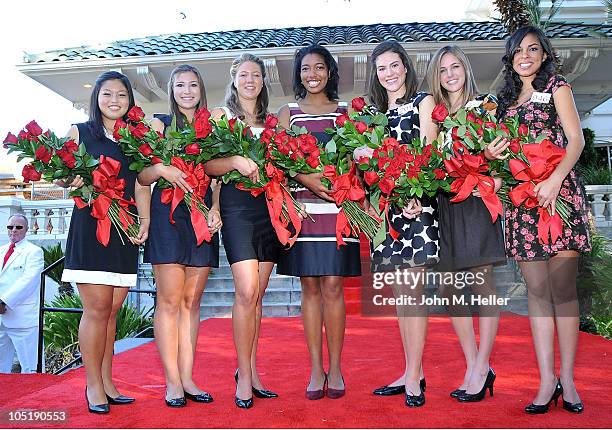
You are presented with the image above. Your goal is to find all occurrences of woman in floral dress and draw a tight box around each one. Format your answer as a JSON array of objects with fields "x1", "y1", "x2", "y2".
[{"x1": 498, "y1": 25, "x2": 590, "y2": 415}]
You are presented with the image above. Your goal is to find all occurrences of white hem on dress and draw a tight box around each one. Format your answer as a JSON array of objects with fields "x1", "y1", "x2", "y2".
[{"x1": 61, "y1": 269, "x2": 136, "y2": 287}]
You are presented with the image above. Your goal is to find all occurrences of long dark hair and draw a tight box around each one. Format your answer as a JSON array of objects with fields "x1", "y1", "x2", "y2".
[
  {"x1": 292, "y1": 44, "x2": 339, "y2": 101},
  {"x1": 168, "y1": 64, "x2": 207, "y2": 128},
  {"x1": 224, "y1": 53, "x2": 269, "y2": 124},
  {"x1": 87, "y1": 71, "x2": 135, "y2": 139},
  {"x1": 368, "y1": 41, "x2": 418, "y2": 112},
  {"x1": 497, "y1": 25, "x2": 558, "y2": 117}
]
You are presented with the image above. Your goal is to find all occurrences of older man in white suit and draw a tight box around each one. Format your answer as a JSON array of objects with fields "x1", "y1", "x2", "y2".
[{"x1": 0, "y1": 213, "x2": 44, "y2": 373}]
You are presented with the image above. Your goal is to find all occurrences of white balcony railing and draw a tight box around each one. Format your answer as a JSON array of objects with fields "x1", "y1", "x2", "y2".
[{"x1": 585, "y1": 185, "x2": 612, "y2": 227}]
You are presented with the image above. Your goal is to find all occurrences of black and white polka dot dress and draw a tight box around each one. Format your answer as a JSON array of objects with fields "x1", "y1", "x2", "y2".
[{"x1": 370, "y1": 92, "x2": 440, "y2": 272}]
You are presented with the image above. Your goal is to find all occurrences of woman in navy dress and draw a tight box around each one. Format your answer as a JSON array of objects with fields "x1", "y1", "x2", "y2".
[
  {"x1": 276, "y1": 45, "x2": 360, "y2": 400},
  {"x1": 204, "y1": 53, "x2": 281, "y2": 409},
  {"x1": 59, "y1": 71, "x2": 150, "y2": 413},
  {"x1": 367, "y1": 41, "x2": 438, "y2": 408},
  {"x1": 138, "y1": 65, "x2": 221, "y2": 407},
  {"x1": 426, "y1": 45, "x2": 507, "y2": 402},
  {"x1": 498, "y1": 26, "x2": 590, "y2": 414}
]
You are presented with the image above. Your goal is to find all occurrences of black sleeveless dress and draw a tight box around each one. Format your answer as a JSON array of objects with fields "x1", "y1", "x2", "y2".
[
  {"x1": 61, "y1": 122, "x2": 139, "y2": 287},
  {"x1": 144, "y1": 114, "x2": 219, "y2": 267},
  {"x1": 217, "y1": 112, "x2": 281, "y2": 265}
]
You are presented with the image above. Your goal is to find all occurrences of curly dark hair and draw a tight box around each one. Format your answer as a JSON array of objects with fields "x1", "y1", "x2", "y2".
[
  {"x1": 292, "y1": 44, "x2": 339, "y2": 101},
  {"x1": 497, "y1": 25, "x2": 559, "y2": 117}
]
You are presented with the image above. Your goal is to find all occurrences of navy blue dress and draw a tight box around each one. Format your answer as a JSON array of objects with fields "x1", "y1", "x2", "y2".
[
  {"x1": 144, "y1": 114, "x2": 219, "y2": 267},
  {"x1": 62, "y1": 122, "x2": 139, "y2": 287}
]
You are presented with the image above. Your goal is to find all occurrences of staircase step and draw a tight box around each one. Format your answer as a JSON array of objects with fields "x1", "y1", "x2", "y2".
[
  {"x1": 202, "y1": 289, "x2": 301, "y2": 304},
  {"x1": 200, "y1": 303, "x2": 301, "y2": 318}
]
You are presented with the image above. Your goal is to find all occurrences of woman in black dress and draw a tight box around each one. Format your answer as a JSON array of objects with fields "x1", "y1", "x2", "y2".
[
  {"x1": 368, "y1": 41, "x2": 439, "y2": 408},
  {"x1": 59, "y1": 71, "x2": 150, "y2": 413},
  {"x1": 426, "y1": 45, "x2": 506, "y2": 402},
  {"x1": 138, "y1": 65, "x2": 221, "y2": 407},
  {"x1": 498, "y1": 26, "x2": 590, "y2": 414},
  {"x1": 204, "y1": 53, "x2": 281, "y2": 409}
]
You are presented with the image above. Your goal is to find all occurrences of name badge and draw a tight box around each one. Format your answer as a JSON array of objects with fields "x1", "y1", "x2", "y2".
[
  {"x1": 397, "y1": 104, "x2": 412, "y2": 116},
  {"x1": 530, "y1": 92, "x2": 551, "y2": 104}
]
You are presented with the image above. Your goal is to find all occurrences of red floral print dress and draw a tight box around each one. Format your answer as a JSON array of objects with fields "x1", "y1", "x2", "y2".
[{"x1": 503, "y1": 75, "x2": 591, "y2": 260}]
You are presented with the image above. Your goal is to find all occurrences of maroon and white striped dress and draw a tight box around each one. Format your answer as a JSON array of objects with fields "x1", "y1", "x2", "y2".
[{"x1": 276, "y1": 102, "x2": 361, "y2": 277}]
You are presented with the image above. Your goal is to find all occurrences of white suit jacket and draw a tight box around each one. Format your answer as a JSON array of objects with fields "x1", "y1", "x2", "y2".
[{"x1": 0, "y1": 239, "x2": 44, "y2": 328}]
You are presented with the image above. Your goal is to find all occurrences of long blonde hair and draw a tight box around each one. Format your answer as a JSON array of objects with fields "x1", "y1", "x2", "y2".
[
  {"x1": 224, "y1": 53, "x2": 269, "y2": 124},
  {"x1": 426, "y1": 46, "x2": 479, "y2": 111}
]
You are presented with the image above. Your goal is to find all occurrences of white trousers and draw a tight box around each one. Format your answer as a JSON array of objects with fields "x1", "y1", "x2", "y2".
[{"x1": 0, "y1": 322, "x2": 39, "y2": 373}]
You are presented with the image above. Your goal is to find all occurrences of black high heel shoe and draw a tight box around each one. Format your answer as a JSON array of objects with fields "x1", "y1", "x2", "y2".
[
  {"x1": 234, "y1": 370, "x2": 254, "y2": 408},
  {"x1": 559, "y1": 382, "x2": 583, "y2": 414},
  {"x1": 457, "y1": 369, "x2": 496, "y2": 402},
  {"x1": 450, "y1": 389, "x2": 466, "y2": 398},
  {"x1": 524, "y1": 380, "x2": 563, "y2": 414},
  {"x1": 106, "y1": 394, "x2": 135, "y2": 405},
  {"x1": 165, "y1": 390, "x2": 187, "y2": 408},
  {"x1": 185, "y1": 391, "x2": 214, "y2": 403},
  {"x1": 235, "y1": 369, "x2": 278, "y2": 399},
  {"x1": 373, "y1": 378, "x2": 426, "y2": 396},
  {"x1": 405, "y1": 389, "x2": 425, "y2": 408},
  {"x1": 86, "y1": 387, "x2": 110, "y2": 414}
]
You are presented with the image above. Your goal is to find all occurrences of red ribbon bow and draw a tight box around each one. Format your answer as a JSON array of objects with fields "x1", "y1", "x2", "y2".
[
  {"x1": 508, "y1": 140, "x2": 566, "y2": 244},
  {"x1": 237, "y1": 163, "x2": 302, "y2": 247},
  {"x1": 73, "y1": 155, "x2": 136, "y2": 247},
  {"x1": 160, "y1": 157, "x2": 211, "y2": 246},
  {"x1": 443, "y1": 153, "x2": 503, "y2": 223},
  {"x1": 322, "y1": 164, "x2": 366, "y2": 248}
]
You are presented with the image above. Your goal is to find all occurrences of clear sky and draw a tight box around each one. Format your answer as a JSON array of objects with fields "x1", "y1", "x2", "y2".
[{"x1": 0, "y1": 0, "x2": 477, "y2": 176}]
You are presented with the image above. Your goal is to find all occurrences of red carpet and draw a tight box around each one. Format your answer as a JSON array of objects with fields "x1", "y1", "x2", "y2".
[{"x1": 0, "y1": 314, "x2": 610, "y2": 428}]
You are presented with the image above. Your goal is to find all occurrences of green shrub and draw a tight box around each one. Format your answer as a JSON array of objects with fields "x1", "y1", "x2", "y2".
[{"x1": 577, "y1": 164, "x2": 612, "y2": 185}]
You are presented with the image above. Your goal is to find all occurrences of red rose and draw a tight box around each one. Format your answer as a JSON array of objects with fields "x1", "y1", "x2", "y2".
[
  {"x1": 431, "y1": 104, "x2": 449, "y2": 122},
  {"x1": 151, "y1": 156, "x2": 162, "y2": 164},
  {"x1": 64, "y1": 139, "x2": 78, "y2": 153},
  {"x1": 228, "y1": 118, "x2": 237, "y2": 133},
  {"x1": 25, "y1": 120, "x2": 43, "y2": 137},
  {"x1": 184, "y1": 143, "x2": 200, "y2": 155},
  {"x1": 195, "y1": 107, "x2": 211, "y2": 121},
  {"x1": 260, "y1": 128, "x2": 275, "y2": 144},
  {"x1": 3, "y1": 132, "x2": 18, "y2": 145},
  {"x1": 335, "y1": 114, "x2": 350, "y2": 127},
  {"x1": 351, "y1": 97, "x2": 366, "y2": 112},
  {"x1": 355, "y1": 122, "x2": 368, "y2": 134},
  {"x1": 265, "y1": 114, "x2": 279, "y2": 129},
  {"x1": 18, "y1": 130, "x2": 28, "y2": 140},
  {"x1": 194, "y1": 119, "x2": 212, "y2": 139},
  {"x1": 298, "y1": 134, "x2": 318, "y2": 153},
  {"x1": 22, "y1": 164, "x2": 41, "y2": 182},
  {"x1": 382, "y1": 137, "x2": 400, "y2": 148},
  {"x1": 56, "y1": 148, "x2": 77, "y2": 168},
  {"x1": 508, "y1": 138, "x2": 521, "y2": 154},
  {"x1": 477, "y1": 128, "x2": 484, "y2": 137},
  {"x1": 306, "y1": 155, "x2": 320, "y2": 168},
  {"x1": 466, "y1": 112, "x2": 476, "y2": 122},
  {"x1": 138, "y1": 143, "x2": 154, "y2": 157},
  {"x1": 129, "y1": 122, "x2": 149, "y2": 139},
  {"x1": 114, "y1": 119, "x2": 127, "y2": 140},
  {"x1": 34, "y1": 145, "x2": 52, "y2": 164},
  {"x1": 378, "y1": 177, "x2": 395, "y2": 194},
  {"x1": 364, "y1": 171, "x2": 379, "y2": 186},
  {"x1": 451, "y1": 127, "x2": 459, "y2": 140},
  {"x1": 484, "y1": 121, "x2": 496, "y2": 129},
  {"x1": 127, "y1": 106, "x2": 145, "y2": 122},
  {"x1": 518, "y1": 124, "x2": 529, "y2": 136},
  {"x1": 433, "y1": 168, "x2": 446, "y2": 180}
]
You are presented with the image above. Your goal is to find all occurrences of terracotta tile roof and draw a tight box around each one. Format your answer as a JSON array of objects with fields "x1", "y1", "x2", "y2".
[{"x1": 25, "y1": 21, "x2": 612, "y2": 63}]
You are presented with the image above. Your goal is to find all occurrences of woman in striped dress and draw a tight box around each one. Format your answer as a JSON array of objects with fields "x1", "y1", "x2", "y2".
[{"x1": 277, "y1": 45, "x2": 361, "y2": 400}]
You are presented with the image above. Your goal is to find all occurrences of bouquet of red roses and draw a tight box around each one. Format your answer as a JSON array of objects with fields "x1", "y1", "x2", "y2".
[
  {"x1": 358, "y1": 135, "x2": 450, "y2": 246},
  {"x1": 507, "y1": 139, "x2": 573, "y2": 244},
  {"x1": 432, "y1": 97, "x2": 534, "y2": 222},
  {"x1": 3, "y1": 121, "x2": 139, "y2": 246},
  {"x1": 211, "y1": 113, "x2": 304, "y2": 247},
  {"x1": 264, "y1": 111, "x2": 381, "y2": 246},
  {"x1": 114, "y1": 106, "x2": 216, "y2": 245}
]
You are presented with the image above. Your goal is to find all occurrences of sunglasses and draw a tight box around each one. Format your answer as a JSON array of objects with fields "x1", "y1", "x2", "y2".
[{"x1": 6, "y1": 225, "x2": 24, "y2": 230}]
